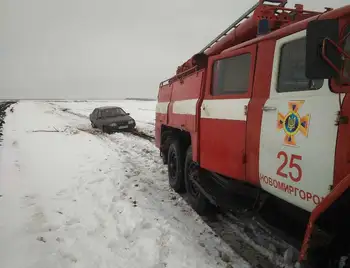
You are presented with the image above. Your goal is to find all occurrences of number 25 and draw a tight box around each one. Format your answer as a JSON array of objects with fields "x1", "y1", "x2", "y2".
[{"x1": 276, "y1": 151, "x2": 302, "y2": 182}]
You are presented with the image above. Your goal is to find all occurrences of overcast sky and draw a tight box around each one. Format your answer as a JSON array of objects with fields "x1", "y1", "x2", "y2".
[{"x1": 0, "y1": 0, "x2": 348, "y2": 100}]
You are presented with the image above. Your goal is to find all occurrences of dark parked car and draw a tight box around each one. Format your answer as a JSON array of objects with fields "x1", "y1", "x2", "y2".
[{"x1": 89, "y1": 106, "x2": 136, "y2": 133}]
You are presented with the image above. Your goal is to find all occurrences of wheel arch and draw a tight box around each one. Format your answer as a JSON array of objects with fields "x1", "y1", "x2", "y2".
[
  {"x1": 299, "y1": 174, "x2": 350, "y2": 266},
  {"x1": 160, "y1": 125, "x2": 193, "y2": 164}
]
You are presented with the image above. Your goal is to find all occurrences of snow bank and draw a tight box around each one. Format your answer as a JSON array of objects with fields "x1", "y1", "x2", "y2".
[{"x1": 0, "y1": 101, "x2": 249, "y2": 268}]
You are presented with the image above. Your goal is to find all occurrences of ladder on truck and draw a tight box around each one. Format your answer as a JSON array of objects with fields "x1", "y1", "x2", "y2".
[{"x1": 199, "y1": 0, "x2": 287, "y2": 54}]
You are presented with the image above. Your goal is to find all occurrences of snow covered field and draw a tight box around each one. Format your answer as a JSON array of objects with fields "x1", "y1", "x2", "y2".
[
  {"x1": 0, "y1": 101, "x2": 250, "y2": 268},
  {"x1": 54, "y1": 100, "x2": 156, "y2": 137}
]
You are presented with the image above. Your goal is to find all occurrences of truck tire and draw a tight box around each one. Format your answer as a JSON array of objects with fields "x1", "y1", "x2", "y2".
[
  {"x1": 184, "y1": 146, "x2": 211, "y2": 215},
  {"x1": 161, "y1": 135, "x2": 172, "y2": 165},
  {"x1": 167, "y1": 140, "x2": 186, "y2": 193}
]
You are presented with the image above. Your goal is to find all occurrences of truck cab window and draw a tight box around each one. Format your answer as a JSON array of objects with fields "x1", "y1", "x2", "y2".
[
  {"x1": 212, "y1": 53, "x2": 251, "y2": 96},
  {"x1": 277, "y1": 37, "x2": 324, "y2": 92}
]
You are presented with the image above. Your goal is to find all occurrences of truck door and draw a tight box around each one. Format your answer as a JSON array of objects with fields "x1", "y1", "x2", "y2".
[
  {"x1": 259, "y1": 30, "x2": 340, "y2": 212},
  {"x1": 199, "y1": 45, "x2": 257, "y2": 180}
]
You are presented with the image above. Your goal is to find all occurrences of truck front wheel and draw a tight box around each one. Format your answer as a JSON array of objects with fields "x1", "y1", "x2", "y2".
[
  {"x1": 167, "y1": 140, "x2": 186, "y2": 193},
  {"x1": 184, "y1": 146, "x2": 211, "y2": 215}
]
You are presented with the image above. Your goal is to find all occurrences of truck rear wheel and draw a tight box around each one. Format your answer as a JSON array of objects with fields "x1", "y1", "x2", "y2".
[
  {"x1": 184, "y1": 146, "x2": 211, "y2": 215},
  {"x1": 167, "y1": 140, "x2": 186, "y2": 193}
]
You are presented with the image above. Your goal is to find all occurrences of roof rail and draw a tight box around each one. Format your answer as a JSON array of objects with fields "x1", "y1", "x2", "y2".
[{"x1": 199, "y1": 0, "x2": 287, "y2": 54}]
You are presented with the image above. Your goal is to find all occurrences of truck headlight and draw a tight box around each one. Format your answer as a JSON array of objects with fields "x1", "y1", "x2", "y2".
[
  {"x1": 110, "y1": 123, "x2": 117, "y2": 127},
  {"x1": 128, "y1": 120, "x2": 134, "y2": 124}
]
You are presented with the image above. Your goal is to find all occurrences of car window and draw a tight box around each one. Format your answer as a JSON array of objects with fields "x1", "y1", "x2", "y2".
[{"x1": 101, "y1": 108, "x2": 126, "y2": 117}]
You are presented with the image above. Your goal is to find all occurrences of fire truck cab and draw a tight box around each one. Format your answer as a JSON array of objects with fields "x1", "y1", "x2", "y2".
[{"x1": 155, "y1": 1, "x2": 350, "y2": 267}]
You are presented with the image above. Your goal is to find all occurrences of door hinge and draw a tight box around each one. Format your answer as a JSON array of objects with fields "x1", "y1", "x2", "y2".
[
  {"x1": 244, "y1": 105, "x2": 248, "y2": 116},
  {"x1": 335, "y1": 111, "x2": 349, "y2": 125},
  {"x1": 243, "y1": 153, "x2": 247, "y2": 164}
]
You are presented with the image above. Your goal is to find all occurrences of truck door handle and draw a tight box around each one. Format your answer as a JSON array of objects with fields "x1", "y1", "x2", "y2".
[{"x1": 262, "y1": 106, "x2": 277, "y2": 111}]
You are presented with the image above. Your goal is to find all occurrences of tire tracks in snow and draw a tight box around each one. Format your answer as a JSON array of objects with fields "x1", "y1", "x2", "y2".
[
  {"x1": 88, "y1": 132, "x2": 280, "y2": 268},
  {"x1": 50, "y1": 102, "x2": 292, "y2": 268},
  {"x1": 87, "y1": 123, "x2": 290, "y2": 267},
  {"x1": 70, "y1": 129, "x2": 237, "y2": 267},
  {"x1": 43, "y1": 119, "x2": 173, "y2": 266},
  {"x1": 93, "y1": 134, "x2": 176, "y2": 267},
  {"x1": 49, "y1": 102, "x2": 155, "y2": 141}
]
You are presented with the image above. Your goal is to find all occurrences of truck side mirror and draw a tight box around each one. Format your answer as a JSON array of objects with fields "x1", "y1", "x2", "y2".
[{"x1": 305, "y1": 19, "x2": 341, "y2": 79}]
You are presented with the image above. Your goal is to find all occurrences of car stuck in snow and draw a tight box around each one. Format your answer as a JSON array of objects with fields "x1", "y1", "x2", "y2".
[{"x1": 89, "y1": 106, "x2": 136, "y2": 133}]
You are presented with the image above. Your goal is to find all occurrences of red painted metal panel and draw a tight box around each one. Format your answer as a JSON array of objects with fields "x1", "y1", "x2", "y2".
[
  {"x1": 166, "y1": 70, "x2": 204, "y2": 161},
  {"x1": 158, "y1": 84, "x2": 172, "y2": 102},
  {"x1": 168, "y1": 114, "x2": 196, "y2": 133},
  {"x1": 200, "y1": 119, "x2": 247, "y2": 179},
  {"x1": 170, "y1": 70, "x2": 204, "y2": 101},
  {"x1": 199, "y1": 44, "x2": 257, "y2": 180},
  {"x1": 167, "y1": 72, "x2": 201, "y2": 131},
  {"x1": 193, "y1": 70, "x2": 207, "y2": 162},
  {"x1": 331, "y1": 17, "x2": 350, "y2": 187},
  {"x1": 333, "y1": 93, "x2": 350, "y2": 187},
  {"x1": 245, "y1": 40, "x2": 276, "y2": 186},
  {"x1": 157, "y1": 85, "x2": 172, "y2": 127},
  {"x1": 155, "y1": 84, "x2": 172, "y2": 148}
]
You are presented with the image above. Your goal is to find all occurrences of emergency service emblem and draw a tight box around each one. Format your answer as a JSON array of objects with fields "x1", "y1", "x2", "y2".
[{"x1": 277, "y1": 101, "x2": 310, "y2": 146}]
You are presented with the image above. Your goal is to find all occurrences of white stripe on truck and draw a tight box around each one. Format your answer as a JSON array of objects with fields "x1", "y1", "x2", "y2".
[
  {"x1": 172, "y1": 99, "x2": 198, "y2": 115},
  {"x1": 156, "y1": 102, "x2": 169, "y2": 114},
  {"x1": 200, "y1": 98, "x2": 250, "y2": 121},
  {"x1": 156, "y1": 98, "x2": 250, "y2": 121}
]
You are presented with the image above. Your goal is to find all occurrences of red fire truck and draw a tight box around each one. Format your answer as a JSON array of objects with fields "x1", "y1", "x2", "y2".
[{"x1": 155, "y1": 0, "x2": 350, "y2": 267}]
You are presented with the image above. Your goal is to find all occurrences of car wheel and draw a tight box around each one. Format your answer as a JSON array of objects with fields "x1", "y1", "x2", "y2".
[
  {"x1": 167, "y1": 140, "x2": 186, "y2": 193},
  {"x1": 184, "y1": 145, "x2": 212, "y2": 215},
  {"x1": 91, "y1": 122, "x2": 97, "y2": 128}
]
